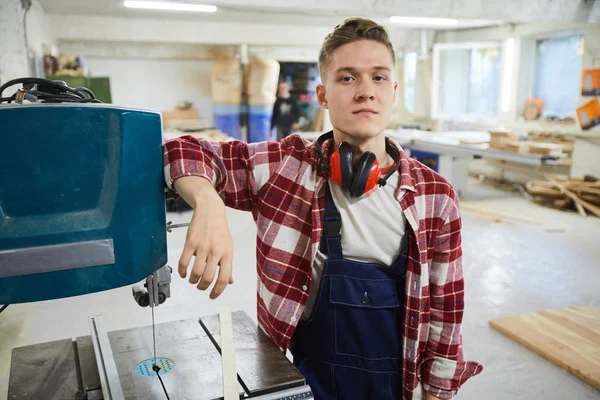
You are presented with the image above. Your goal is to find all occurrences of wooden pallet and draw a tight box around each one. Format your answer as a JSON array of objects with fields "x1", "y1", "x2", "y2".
[{"x1": 489, "y1": 306, "x2": 600, "y2": 389}]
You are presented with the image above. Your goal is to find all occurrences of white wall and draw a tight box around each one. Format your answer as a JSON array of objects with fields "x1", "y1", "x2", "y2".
[
  {"x1": 25, "y1": 0, "x2": 55, "y2": 58},
  {"x1": 50, "y1": 14, "x2": 330, "y2": 47},
  {"x1": 0, "y1": 0, "x2": 27, "y2": 85},
  {"x1": 85, "y1": 57, "x2": 215, "y2": 124}
]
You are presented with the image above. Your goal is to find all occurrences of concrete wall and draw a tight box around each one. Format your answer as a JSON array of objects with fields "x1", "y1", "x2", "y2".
[
  {"x1": 0, "y1": 0, "x2": 29, "y2": 85},
  {"x1": 0, "y1": 0, "x2": 54, "y2": 86}
]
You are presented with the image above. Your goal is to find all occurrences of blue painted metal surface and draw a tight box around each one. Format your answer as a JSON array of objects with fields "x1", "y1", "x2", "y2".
[
  {"x1": 248, "y1": 104, "x2": 275, "y2": 143},
  {"x1": 0, "y1": 104, "x2": 168, "y2": 304},
  {"x1": 214, "y1": 103, "x2": 241, "y2": 139}
]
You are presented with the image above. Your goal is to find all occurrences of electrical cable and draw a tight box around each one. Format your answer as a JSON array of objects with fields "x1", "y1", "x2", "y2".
[
  {"x1": 152, "y1": 364, "x2": 171, "y2": 400},
  {"x1": 0, "y1": 304, "x2": 9, "y2": 315},
  {"x1": 0, "y1": 77, "x2": 102, "y2": 104}
]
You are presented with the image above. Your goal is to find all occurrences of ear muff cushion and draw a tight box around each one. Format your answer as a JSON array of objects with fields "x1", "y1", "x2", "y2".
[
  {"x1": 337, "y1": 142, "x2": 354, "y2": 190},
  {"x1": 350, "y1": 152, "x2": 378, "y2": 197}
]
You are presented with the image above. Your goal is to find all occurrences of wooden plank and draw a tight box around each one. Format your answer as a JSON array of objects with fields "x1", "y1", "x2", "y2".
[
  {"x1": 546, "y1": 177, "x2": 589, "y2": 216},
  {"x1": 220, "y1": 307, "x2": 239, "y2": 400},
  {"x1": 489, "y1": 306, "x2": 600, "y2": 389},
  {"x1": 460, "y1": 205, "x2": 544, "y2": 225}
]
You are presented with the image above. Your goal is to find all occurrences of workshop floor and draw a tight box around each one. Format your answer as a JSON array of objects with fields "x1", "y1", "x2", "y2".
[{"x1": 1, "y1": 178, "x2": 599, "y2": 399}]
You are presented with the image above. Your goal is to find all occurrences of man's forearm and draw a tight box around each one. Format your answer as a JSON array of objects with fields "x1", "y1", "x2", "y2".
[
  {"x1": 173, "y1": 176, "x2": 220, "y2": 209},
  {"x1": 426, "y1": 392, "x2": 442, "y2": 400}
]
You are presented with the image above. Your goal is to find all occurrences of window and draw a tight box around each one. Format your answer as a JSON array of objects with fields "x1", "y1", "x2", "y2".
[
  {"x1": 432, "y1": 42, "x2": 503, "y2": 119},
  {"x1": 403, "y1": 52, "x2": 417, "y2": 113},
  {"x1": 533, "y1": 33, "x2": 583, "y2": 119}
]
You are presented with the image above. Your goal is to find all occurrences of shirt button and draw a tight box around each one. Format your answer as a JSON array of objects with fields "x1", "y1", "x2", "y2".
[
  {"x1": 302, "y1": 285, "x2": 308, "y2": 291},
  {"x1": 291, "y1": 316, "x2": 297, "y2": 322}
]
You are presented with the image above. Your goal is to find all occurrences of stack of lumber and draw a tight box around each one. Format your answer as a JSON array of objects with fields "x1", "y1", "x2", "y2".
[
  {"x1": 525, "y1": 175, "x2": 600, "y2": 217},
  {"x1": 528, "y1": 133, "x2": 575, "y2": 153},
  {"x1": 489, "y1": 131, "x2": 572, "y2": 163},
  {"x1": 489, "y1": 130, "x2": 518, "y2": 150}
]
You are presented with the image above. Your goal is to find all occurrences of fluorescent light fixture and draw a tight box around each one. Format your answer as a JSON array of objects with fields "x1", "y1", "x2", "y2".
[
  {"x1": 390, "y1": 16, "x2": 459, "y2": 26},
  {"x1": 123, "y1": 1, "x2": 217, "y2": 12},
  {"x1": 501, "y1": 37, "x2": 515, "y2": 112}
]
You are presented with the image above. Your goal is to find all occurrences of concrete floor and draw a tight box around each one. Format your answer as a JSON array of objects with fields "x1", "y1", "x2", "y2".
[{"x1": 1, "y1": 179, "x2": 599, "y2": 399}]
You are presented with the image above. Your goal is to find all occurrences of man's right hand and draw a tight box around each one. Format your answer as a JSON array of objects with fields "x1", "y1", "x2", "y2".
[{"x1": 173, "y1": 176, "x2": 234, "y2": 299}]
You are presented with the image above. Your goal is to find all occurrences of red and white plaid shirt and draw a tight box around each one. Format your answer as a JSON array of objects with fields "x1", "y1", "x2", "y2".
[{"x1": 163, "y1": 133, "x2": 482, "y2": 399}]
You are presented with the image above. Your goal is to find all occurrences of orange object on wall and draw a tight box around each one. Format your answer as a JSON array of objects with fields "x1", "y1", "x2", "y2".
[
  {"x1": 581, "y1": 69, "x2": 600, "y2": 96},
  {"x1": 576, "y1": 98, "x2": 600, "y2": 130},
  {"x1": 523, "y1": 98, "x2": 544, "y2": 120}
]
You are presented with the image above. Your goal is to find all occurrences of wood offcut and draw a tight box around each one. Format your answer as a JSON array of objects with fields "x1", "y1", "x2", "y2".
[{"x1": 489, "y1": 306, "x2": 600, "y2": 390}]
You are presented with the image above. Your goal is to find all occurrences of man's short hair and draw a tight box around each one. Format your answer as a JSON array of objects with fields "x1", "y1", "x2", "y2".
[{"x1": 319, "y1": 17, "x2": 396, "y2": 79}]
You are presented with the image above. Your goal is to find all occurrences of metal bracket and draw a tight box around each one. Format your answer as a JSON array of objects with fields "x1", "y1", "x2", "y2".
[
  {"x1": 132, "y1": 265, "x2": 172, "y2": 308},
  {"x1": 88, "y1": 316, "x2": 125, "y2": 400},
  {"x1": 166, "y1": 220, "x2": 190, "y2": 233}
]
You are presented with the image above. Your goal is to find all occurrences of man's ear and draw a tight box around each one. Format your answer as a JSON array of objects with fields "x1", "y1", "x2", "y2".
[
  {"x1": 316, "y1": 84, "x2": 328, "y2": 109},
  {"x1": 393, "y1": 81, "x2": 398, "y2": 104}
]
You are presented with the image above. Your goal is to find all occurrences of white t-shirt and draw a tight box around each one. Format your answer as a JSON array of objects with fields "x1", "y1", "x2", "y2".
[{"x1": 301, "y1": 170, "x2": 406, "y2": 320}]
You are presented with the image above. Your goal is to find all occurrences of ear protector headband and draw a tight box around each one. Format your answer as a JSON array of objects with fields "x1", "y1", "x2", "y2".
[{"x1": 315, "y1": 131, "x2": 401, "y2": 197}]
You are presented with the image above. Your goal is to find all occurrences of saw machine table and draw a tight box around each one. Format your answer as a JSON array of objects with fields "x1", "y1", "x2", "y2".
[{"x1": 8, "y1": 311, "x2": 311, "y2": 400}]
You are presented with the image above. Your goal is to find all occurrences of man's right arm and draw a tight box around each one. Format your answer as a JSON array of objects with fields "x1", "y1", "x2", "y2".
[
  {"x1": 163, "y1": 135, "x2": 287, "y2": 298},
  {"x1": 164, "y1": 135, "x2": 280, "y2": 212}
]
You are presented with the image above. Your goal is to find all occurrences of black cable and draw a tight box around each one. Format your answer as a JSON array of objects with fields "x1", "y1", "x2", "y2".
[
  {"x1": 152, "y1": 365, "x2": 171, "y2": 400},
  {"x1": 0, "y1": 77, "x2": 102, "y2": 104},
  {"x1": 0, "y1": 305, "x2": 9, "y2": 315}
]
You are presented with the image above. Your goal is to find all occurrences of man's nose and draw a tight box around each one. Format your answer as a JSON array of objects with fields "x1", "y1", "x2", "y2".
[{"x1": 355, "y1": 82, "x2": 375, "y2": 101}]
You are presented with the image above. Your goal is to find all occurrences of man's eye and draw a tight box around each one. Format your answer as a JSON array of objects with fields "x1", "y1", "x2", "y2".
[
  {"x1": 341, "y1": 76, "x2": 354, "y2": 82},
  {"x1": 374, "y1": 76, "x2": 387, "y2": 81}
]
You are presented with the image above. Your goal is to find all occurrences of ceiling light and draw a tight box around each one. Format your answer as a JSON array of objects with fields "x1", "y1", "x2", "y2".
[
  {"x1": 389, "y1": 16, "x2": 459, "y2": 26},
  {"x1": 123, "y1": 1, "x2": 217, "y2": 12}
]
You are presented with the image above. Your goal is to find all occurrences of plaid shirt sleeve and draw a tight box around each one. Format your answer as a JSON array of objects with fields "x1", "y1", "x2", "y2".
[
  {"x1": 419, "y1": 191, "x2": 483, "y2": 399},
  {"x1": 163, "y1": 135, "x2": 290, "y2": 211}
]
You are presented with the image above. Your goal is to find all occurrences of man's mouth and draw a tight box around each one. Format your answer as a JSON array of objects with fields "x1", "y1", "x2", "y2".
[{"x1": 352, "y1": 108, "x2": 378, "y2": 115}]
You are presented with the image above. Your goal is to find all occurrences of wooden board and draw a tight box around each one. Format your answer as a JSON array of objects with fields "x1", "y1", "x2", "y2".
[
  {"x1": 489, "y1": 306, "x2": 600, "y2": 389},
  {"x1": 220, "y1": 307, "x2": 239, "y2": 400}
]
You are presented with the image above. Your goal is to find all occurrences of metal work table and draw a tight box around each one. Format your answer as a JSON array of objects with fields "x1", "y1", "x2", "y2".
[
  {"x1": 8, "y1": 311, "x2": 309, "y2": 400},
  {"x1": 406, "y1": 139, "x2": 560, "y2": 167}
]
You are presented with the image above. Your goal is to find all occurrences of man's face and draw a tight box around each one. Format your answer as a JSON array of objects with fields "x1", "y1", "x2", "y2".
[
  {"x1": 317, "y1": 39, "x2": 397, "y2": 141},
  {"x1": 278, "y1": 82, "x2": 289, "y2": 97}
]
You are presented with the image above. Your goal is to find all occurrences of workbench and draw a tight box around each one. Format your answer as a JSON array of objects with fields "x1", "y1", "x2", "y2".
[{"x1": 8, "y1": 311, "x2": 311, "y2": 400}]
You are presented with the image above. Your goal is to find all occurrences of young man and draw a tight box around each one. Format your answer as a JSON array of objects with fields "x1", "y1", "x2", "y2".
[
  {"x1": 163, "y1": 18, "x2": 482, "y2": 400},
  {"x1": 271, "y1": 80, "x2": 300, "y2": 140}
]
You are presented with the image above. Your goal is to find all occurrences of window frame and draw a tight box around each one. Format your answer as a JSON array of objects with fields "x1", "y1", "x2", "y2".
[
  {"x1": 403, "y1": 52, "x2": 418, "y2": 114},
  {"x1": 431, "y1": 41, "x2": 503, "y2": 121},
  {"x1": 529, "y1": 30, "x2": 584, "y2": 119}
]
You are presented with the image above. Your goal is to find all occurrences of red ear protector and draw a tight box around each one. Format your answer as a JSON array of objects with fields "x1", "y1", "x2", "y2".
[{"x1": 316, "y1": 131, "x2": 401, "y2": 197}]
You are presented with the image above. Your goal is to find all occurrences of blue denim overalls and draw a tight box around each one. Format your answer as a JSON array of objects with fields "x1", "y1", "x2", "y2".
[{"x1": 292, "y1": 183, "x2": 408, "y2": 399}]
